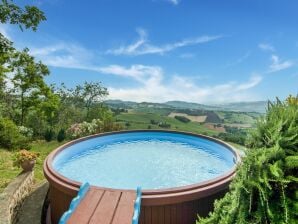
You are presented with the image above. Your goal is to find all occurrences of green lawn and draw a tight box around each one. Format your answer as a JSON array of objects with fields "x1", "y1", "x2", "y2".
[{"x1": 0, "y1": 141, "x2": 64, "y2": 193}]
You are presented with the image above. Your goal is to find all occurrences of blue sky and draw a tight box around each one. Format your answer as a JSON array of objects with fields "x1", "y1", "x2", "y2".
[{"x1": 1, "y1": 0, "x2": 297, "y2": 103}]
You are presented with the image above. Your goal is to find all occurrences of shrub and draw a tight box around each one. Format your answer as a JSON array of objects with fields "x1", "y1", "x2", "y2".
[
  {"x1": 18, "y1": 126, "x2": 33, "y2": 139},
  {"x1": 150, "y1": 119, "x2": 159, "y2": 125},
  {"x1": 174, "y1": 115, "x2": 190, "y2": 123},
  {"x1": 66, "y1": 119, "x2": 103, "y2": 139},
  {"x1": 158, "y1": 122, "x2": 171, "y2": 128},
  {"x1": 197, "y1": 97, "x2": 298, "y2": 224},
  {"x1": 0, "y1": 118, "x2": 29, "y2": 150},
  {"x1": 218, "y1": 132, "x2": 246, "y2": 145},
  {"x1": 57, "y1": 129, "x2": 66, "y2": 142},
  {"x1": 44, "y1": 129, "x2": 55, "y2": 142}
]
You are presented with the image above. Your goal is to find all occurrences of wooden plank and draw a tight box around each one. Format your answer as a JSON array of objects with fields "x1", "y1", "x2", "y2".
[
  {"x1": 170, "y1": 205, "x2": 177, "y2": 224},
  {"x1": 164, "y1": 205, "x2": 171, "y2": 224},
  {"x1": 176, "y1": 203, "x2": 183, "y2": 224},
  {"x1": 157, "y1": 206, "x2": 165, "y2": 224},
  {"x1": 139, "y1": 208, "x2": 145, "y2": 224},
  {"x1": 111, "y1": 191, "x2": 136, "y2": 224},
  {"x1": 68, "y1": 188, "x2": 104, "y2": 224},
  {"x1": 151, "y1": 207, "x2": 159, "y2": 224},
  {"x1": 144, "y1": 206, "x2": 152, "y2": 224},
  {"x1": 89, "y1": 190, "x2": 121, "y2": 224}
]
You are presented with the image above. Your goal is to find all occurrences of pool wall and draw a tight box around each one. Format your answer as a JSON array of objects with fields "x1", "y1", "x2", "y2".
[{"x1": 44, "y1": 130, "x2": 240, "y2": 224}]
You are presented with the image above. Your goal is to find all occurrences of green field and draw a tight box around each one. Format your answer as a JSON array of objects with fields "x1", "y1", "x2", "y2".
[
  {"x1": 116, "y1": 112, "x2": 220, "y2": 135},
  {"x1": 215, "y1": 111, "x2": 257, "y2": 126}
]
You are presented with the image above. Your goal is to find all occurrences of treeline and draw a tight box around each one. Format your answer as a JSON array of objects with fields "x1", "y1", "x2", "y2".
[
  {"x1": 217, "y1": 126, "x2": 248, "y2": 145},
  {"x1": 0, "y1": 1, "x2": 121, "y2": 150}
]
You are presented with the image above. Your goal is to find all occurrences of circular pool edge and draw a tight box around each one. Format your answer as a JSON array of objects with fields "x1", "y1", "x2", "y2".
[{"x1": 44, "y1": 130, "x2": 241, "y2": 223}]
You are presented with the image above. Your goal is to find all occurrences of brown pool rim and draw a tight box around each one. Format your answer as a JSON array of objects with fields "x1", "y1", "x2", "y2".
[
  {"x1": 44, "y1": 130, "x2": 240, "y2": 205},
  {"x1": 44, "y1": 130, "x2": 241, "y2": 223}
]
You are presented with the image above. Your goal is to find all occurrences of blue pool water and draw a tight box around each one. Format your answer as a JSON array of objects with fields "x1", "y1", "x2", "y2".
[{"x1": 53, "y1": 132, "x2": 236, "y2": 190}]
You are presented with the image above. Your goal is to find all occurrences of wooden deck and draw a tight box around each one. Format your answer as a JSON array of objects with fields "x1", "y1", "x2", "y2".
[{"x1": 67, "y1": 187, "x2": 137, "y2": 224}]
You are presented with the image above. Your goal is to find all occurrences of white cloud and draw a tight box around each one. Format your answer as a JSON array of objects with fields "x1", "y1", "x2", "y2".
[
  {"x1": 97, "y1": 64, "x2": 163, "y2": 85},
  {"x1": 97, "y1": 64, "x2": 262, "y2": 103},
  {"x1": 29, "y1": 42, "x2": 95, "y2": 69},
  {"x1": 25, "y1": 38, "x2": 261, "y2": 103},
  {"x1": 269, "y1": 55, "x2": 294, "y2": 72},
  {"x1": 106, "y1": 28, "x2": 223, "y2": 56},
  {"x1": 167, "y1": 0, "x2": 179, "y2": 5},
  {"x1": 259, "y1": 43, "x2": 275, "y2": 52},
  {"x1": 18, "y1": 37, "x2": 262, "y2": 103}
]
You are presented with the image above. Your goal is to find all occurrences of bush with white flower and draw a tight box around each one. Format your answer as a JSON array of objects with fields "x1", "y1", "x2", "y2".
[
  {"x1": 18, "y1": 126, "x2": 34, "y2": 138},
  {"x1": 66, "y1": 119, "x2": 103, "y2": 139}
]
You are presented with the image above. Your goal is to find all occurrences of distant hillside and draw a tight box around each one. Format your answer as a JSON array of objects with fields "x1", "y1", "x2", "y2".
[
  {"x1": 215, "y1": 101, "x2": 267, "y2": 113},
  {"x1": 105, "y1": 100, "x2": 267, "y2": 113},
  {"x1": 165, "y1": 101, "x2": 220, "y2": 111},
  {"x1": 165, "y1": 101, "x2": 267, "y2": 113},
  {"x1": 104, "y1": 100, "x2": 138, "y2": 109}
]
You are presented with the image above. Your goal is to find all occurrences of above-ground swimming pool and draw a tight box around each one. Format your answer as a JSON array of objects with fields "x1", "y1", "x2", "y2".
[
  {"x1": 44, "y1": 130, "x2": 240, "y2": 224},
  {"x1": 53, "y1": 131, "x2": 235, "y2": 190}
]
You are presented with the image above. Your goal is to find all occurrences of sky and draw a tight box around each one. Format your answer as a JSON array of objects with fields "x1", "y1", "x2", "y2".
[{"x1": 1, "y1": 0, "x2": 298, "y2": 103}]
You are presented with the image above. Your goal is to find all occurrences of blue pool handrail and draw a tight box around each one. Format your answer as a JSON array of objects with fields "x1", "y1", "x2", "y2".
[
  {"x1": 59, "y1": 182, "x2": 90, "y2": 224},
  {"x1": 132, "y1": 187, "x2": 142, "y2": 224}
]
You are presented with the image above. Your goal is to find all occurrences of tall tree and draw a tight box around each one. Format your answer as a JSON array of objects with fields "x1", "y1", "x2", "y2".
[
  {"x1": 0, "y1": 0, "x2": 46, "y2": 116},
  {"x1": 81, "y1": 82, "x2": 108, "y2": 119},
  {"x1": 59, "y1": 82, "x2": 109, "y2": 120},
  {"x1": 9, "y1": 48, "x2": 51, "y2": 125}
]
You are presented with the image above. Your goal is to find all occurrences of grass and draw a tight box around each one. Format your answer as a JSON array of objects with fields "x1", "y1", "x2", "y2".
[
  {"x1": 116, "y1": 112, "x2": 220, "y2": 135},
  {"x1": 0, "y1": 140, "x2": 64, "y2": 193},
  {"x1": 0, "y1": 149, "x2": 20, "y2": 192}
]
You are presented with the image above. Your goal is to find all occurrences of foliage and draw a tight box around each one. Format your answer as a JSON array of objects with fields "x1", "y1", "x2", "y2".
[
  {"x1": 174, "y1": 115, "x2": 190, "y2": 123},
  {"x1": 18, "y1": 125, "x2": 33, "y2": 138},
  {"x1": 217, "y1": 132, "x2": 246, "y2": 145},
  {"x1": 150, "y1": 119, "x2": 159, "y2": 125},
  {"x1": 66, "y1": 119, "x2": 103, "y2": 139},
  {"x1": 54, "y1": 82, "x2": 108, "y2": 120},
  {"x1": 66, "y1": 118, "x2": 123, "y2": 139},
  {"x1": 57, "y1": 129, "x2": 66, "y2": 142},
  {"x1": 12, "y1": 149, "x2": 38, "y2": 168},
  {"x1": 158, "y1": 122, "x2": 171, "y2": 128},
  {"x1": 286, "y1": 94, "x2": 298, "y2": 106},
  {"x1": 0, "y1": 0, "x2": 46, "y2": 102},
  {"x1": 0, "y1": 117, "x2": 28, "y2": 150},
  {"x1": 44, "y1": 129, "x2": 55, "y2": 142},
  {"x1": 9, "y1": 48, "x2": 55, "y2": 125},
  {"x1": 217, "y1": 127, "x2": 248, "y2": 145},
  {"x1": 198, "y1": 97, "x2": 298, "y2": 224},
  {"x1": 0, "y1": 0, "x2": 46, "y2": 31},
  {"x1": 205, "y1": 111, "x2": 223, "y2": 123}
]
